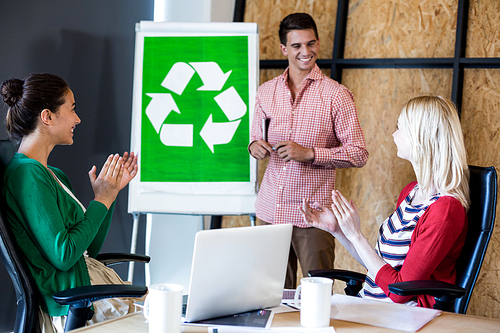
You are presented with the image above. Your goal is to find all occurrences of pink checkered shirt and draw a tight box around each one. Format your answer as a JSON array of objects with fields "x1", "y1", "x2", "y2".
[{"x1": 250, "y1": 65, "x2": 368, "y2": 228}]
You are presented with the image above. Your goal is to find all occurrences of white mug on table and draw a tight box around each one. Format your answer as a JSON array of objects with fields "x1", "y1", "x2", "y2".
[
  {"x1": 294, "y1": 277, "x2": 333, "y2": 327},
  {"x1": 143, "y1": 283, "x2": 184, "y2": 333}
]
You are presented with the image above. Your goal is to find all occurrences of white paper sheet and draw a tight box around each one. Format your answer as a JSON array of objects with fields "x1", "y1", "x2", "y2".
[
  {"x1": 330, "y1": 294, "x2": 441, "y2": 332},
  {"x1": 209, "y1": 327, "x2": 335, "y2": 333}
]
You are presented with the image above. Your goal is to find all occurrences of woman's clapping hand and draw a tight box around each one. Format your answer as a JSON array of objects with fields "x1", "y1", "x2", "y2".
[
  {"x1": 119, "y1": 151, "x2": 138, "y2": 191},
  {"x1": 299, "y1": 198, "x2": 341, "y2": 235},
  {"x1": 331, "y1": 190, "x2": 362, "y2": 241},
  {"x1": 88, "y1": 153, "x2": 124, "y2": 209}
]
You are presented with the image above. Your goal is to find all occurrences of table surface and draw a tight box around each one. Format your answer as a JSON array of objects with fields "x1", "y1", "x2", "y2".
[{"x1": 72, "y1": 309, "x2": 500, "y2": 333}]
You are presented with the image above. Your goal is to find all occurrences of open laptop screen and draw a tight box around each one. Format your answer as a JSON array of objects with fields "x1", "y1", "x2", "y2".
[{"x1": 184, "y1": 224, "x2": 292, "y2": 322}]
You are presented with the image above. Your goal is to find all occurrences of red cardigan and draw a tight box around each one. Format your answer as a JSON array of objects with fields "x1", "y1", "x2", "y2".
[{"x1": 374, "y1": 182, "x2": 468, "y2": 308}]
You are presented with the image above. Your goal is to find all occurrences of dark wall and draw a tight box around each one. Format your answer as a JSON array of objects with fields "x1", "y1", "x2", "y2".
[{"x1": 0, "y1": 1, "x2": 153, "y2": 331}]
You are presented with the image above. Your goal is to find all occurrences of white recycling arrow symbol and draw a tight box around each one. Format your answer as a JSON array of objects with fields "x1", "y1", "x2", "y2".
[
  {"x1": 145, "y1": 61, "x2": 246, "y2": 153},
  {"x1": 200, "y1": 115, "x2": 241, "y2": 153},
  {"x1": 214, "y1": 86, "x2": 247, "y2": 121},
  {"x1": 145, "y1": 93, "x2": 180, "y2": 133},
  {"x1": 161, "y1": 62, "x2": 195, "y2": 95},
  {"x1": 189, "y1": 62, "x2": 232, "y2": 91}
]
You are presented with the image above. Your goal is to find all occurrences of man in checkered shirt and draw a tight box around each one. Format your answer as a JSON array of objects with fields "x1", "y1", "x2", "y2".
[{"x1": 249, "y1": 13, "x2": 369, "y2": 288}]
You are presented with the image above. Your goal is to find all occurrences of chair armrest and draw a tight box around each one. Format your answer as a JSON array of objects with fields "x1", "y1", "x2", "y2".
[
  {"x1": 95, "y1": 253, "x2": 151, "y2": 266},
  {"x1": 308, "y1": 269, "x2": 366, "y2": 297},
  {"x1": 389, "y1": 280, "x2": 466, "y2": 312},
  {"x1": 53, "y1": 284, "x2": 148, "y2": 331},
  {"x1": 52, "y1": 284, "x2": 148, "y2": 306},
  {"x1": 308, "y1": 269, "x2": 366, "y2": 284},
  {"x1": 388, "y1": 280, "x2": 466, "y2": 299}
]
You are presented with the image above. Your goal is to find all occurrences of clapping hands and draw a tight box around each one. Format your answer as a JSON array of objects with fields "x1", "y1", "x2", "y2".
[
  {"x1": 299, "y1": 199, "x2": 340, "y2": 235},
  {"x1": 88, "y1": 152, "x2": 138, "y2": 209},
  {"x1": 330, "y1": 190, "x2": 362, "y2": 241},
  {"x1": 300, "y1": 190, "x2": 362, "y2": 241},
  {"x1": 119, "y1": 152, "x2": 138, "y2": 191}
]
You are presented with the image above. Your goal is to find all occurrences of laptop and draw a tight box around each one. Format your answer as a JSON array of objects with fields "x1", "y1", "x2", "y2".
[{"x1": 183, "y1": 223, "x2": 293, "y2": 323}]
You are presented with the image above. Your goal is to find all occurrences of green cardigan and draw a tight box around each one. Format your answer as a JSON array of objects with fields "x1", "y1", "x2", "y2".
[{"x1": 3, "y1": 153, "x2": 115, "y2": 316}]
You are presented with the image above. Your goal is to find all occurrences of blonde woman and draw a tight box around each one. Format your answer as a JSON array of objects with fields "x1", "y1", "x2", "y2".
[{"x1": 300, "y1": 95, "x2": 470, "y2": 308}]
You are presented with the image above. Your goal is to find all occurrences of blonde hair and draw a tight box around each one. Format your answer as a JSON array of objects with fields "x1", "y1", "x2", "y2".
[{"x1": 398, "y1": 96, "x2": 470, "y2": 209}]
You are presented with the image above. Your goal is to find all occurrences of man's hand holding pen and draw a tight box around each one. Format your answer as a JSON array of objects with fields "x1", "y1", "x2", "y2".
[
  {"x1": 250, "y1": 140, "x2": 314, "y2": 163},
  {"x1": 249, "y1": 140, "x2": 274, "y2": 160},
  {"x1": 275, "y1": 141, "x2": 315, "y2": 163}
]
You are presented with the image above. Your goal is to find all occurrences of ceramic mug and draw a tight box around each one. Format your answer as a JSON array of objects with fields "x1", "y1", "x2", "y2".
[
  {"x1": 143, "y1": 283, "x2": 184, "y2": 333},
  {"x1": 294, "y1": 277, "x2": 333, "y2": 327}
]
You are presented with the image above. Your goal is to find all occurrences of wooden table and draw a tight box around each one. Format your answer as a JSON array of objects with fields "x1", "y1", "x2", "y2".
[{"x1": 72, "y1": 310, "x2": 500, "y2": 332}]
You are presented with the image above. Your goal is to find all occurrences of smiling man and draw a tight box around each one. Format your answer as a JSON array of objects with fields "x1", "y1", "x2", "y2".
[{"x1": 248, "y1": 13, "x2": 369, "y2": 288}]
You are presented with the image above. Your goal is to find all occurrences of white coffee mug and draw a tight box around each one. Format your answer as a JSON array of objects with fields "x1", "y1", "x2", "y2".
[
  {"x1": 143, "y1": 283, "x2": 184, "y2": 333},
  {"x1": 294, "y1": 277, "x2": 333, "y2": 328}
]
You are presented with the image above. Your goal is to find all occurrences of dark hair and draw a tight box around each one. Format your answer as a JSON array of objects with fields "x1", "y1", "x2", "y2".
[
  {"x1": 1, "y1": 73, "x2": 69, "y2": 142},
  {"x1": 278, "y1": 13, "x2": 319, "y2": 45}
]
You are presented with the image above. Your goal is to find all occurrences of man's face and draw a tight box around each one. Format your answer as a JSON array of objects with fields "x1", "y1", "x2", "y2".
[{"x1": 280, "y1": 29, "x2": 319, "y2": 74}]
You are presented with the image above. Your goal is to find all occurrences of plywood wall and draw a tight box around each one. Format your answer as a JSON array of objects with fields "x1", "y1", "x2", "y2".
[
  {"x1": 244, "y1": 0, "x2": 337, "y2": 59},
  {"x1": 466, "y1": 0, "x2": 500, "y2": 57},
  {"x1": 463, "y1": 2, "x2": 500, "y2": 315},
  {"x1": 344, "y1": 0, "x2": 457, "y2": 58},
  {"x1": 228, "y1": 0, "x2": 500, "y2": 318},
  {"x1": 461, "y1": 68, "x2": 500, "y2": 318}
]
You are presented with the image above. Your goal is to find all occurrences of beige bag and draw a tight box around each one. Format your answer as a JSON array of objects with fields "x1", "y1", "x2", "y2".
[{"x1": 39, "y1": 256, "x2": 145, "y2": 333}]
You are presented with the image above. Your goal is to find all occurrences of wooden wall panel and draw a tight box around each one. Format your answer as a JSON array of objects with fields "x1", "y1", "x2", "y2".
[
  {"x1": 461, "y1": 68, "x2": 500, "y2": 317},
  {"x1": 467, "y1": 0, "x2": 500, "y2": 57},
  {"x1": 243, "y1": 0, "x2": 337, "y2": 59},
  {"x1": 344, "y1": 0, "x2": 457, "y2": 58}
]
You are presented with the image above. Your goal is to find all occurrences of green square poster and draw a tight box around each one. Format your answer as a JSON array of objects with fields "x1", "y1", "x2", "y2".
[{"x1": 141, "y1": 36, "x2": 250, "y2": 182}]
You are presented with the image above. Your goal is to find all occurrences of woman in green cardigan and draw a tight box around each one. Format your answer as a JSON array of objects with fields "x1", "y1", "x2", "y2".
[{"x1": 1, "y1": 73, "x2": 139, "y2": 332}]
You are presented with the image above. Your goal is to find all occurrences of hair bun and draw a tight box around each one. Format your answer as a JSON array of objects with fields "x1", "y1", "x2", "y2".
[{"x1": 1, "y1": 78, "x2": 24, "y2": 107}]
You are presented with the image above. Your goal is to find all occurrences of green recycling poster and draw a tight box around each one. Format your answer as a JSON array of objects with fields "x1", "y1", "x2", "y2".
[
  {"x1": 128, "y1": 21, "x2": 258, "y2": 215},
  {"x1": 141, "y1": 36, "x2": 249, "y2": 182}
]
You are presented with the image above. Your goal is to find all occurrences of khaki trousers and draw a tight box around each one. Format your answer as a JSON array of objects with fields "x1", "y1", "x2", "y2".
[{"x1": 261, "y1": 222, "x2": 335, "y2": 289}]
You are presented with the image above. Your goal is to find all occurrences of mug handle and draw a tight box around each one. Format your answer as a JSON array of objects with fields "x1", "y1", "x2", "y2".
[
  {"x1": 143, "y1": 294, "x2": 150, "y2": 320},
  {"x1": 293, "y1": 285, "x2": 302, "y2": 309}
]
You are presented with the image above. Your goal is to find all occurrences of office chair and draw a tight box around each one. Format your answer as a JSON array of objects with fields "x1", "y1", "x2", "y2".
[
  {"x1": 309, "y1": 165, "x2": 497, "y2": 314},
  {"x1": 0, "y1": 139, "x2": 149, "y2": 332}
]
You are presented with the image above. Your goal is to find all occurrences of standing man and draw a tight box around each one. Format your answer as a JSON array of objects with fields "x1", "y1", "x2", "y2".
[{"x1": 249, "y1": 13, "x2": 369, "y2": 288}]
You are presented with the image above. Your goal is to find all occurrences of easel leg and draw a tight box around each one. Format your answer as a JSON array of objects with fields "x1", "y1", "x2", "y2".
[
  {"x1": 128, "y1": 212, "x2": 140, "y2": 283},
  {"x1": 249, "y1": 214, "x2": 256, "y2": 226}
]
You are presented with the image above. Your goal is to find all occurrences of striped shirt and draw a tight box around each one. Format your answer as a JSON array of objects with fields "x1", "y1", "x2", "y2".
[
  {"x1": 361, "y1": 183, "x2": 441, "y2": 304},
  {"x1": 250, "y1": 65, "x2": 368, "y2": 227}
]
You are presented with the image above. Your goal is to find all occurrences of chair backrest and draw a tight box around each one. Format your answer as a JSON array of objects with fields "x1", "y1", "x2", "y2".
[
  {"x1": 454, "y1": 165, "x2": 497, "y2": 314},
  {"x1": 0, "y1": 139, "x2": 41, "y2": 333}
]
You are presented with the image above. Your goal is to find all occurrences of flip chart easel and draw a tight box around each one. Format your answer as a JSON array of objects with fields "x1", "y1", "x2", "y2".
[{"x1": 127, "y1": 21, "x2": 259, "y2": 282}]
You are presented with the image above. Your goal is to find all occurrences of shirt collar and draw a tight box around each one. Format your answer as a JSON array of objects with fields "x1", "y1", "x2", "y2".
[{"x1": 281, "y1": 63, "x2": 322, "y2": 83}]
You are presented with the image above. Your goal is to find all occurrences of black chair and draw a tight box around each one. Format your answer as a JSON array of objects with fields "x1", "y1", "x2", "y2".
[
  {"x1": 309, "y1": 165, "x2": 497, "y2": 314},
  {"x1": 0, "y1": 139, "x2": 149, "y2": 332}
]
